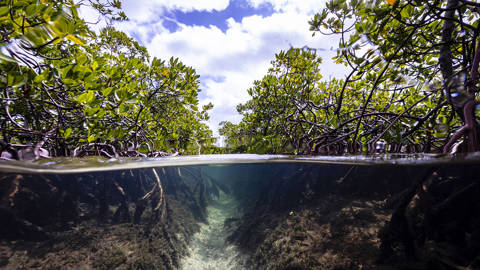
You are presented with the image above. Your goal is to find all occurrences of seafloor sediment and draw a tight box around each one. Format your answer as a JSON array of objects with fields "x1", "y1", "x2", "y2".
[
  {"x1": 225, "y1": 163, "x2": 480, "y2": 270},
  {"x1": 181, "y1": 193, "x2": 245, "y2": 270},
  {"x1": 0, "y1": 167, "x2": 208, "y2": 269},
  {"x1": 0, "y1": 198, "x2": 198, "y2": 269},
  {"x1": 245, "y1": 196, "x2": 390, "y2": 270}
]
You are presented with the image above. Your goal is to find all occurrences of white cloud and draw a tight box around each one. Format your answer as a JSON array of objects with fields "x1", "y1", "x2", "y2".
[
  {"x1": 119, "y1": 0, "x2": 230, "y2": 22},
  {"x1": 247, "y1": 0, "x2": 323, "y2": 14},
  {"x1": 152, "y1": 14, "x2": 343, "y2": 135},
  {"x1": 105, "y1": 0, "x2": 347, "y2": 138}
]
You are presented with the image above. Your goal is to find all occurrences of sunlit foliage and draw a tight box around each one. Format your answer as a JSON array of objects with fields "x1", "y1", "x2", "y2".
[
  {"x1": 0, "y1": 0, "x2": 215, "y2": 158},
  {"x1": 224, "y1": 0, "x2": 480, "y2": 154}
]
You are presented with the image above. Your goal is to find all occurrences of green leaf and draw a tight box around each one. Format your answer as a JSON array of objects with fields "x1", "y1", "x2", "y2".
[
  {"x1": 87, "y1": 134, "x2": 97, "y2": 143},
  {"x1": 25, "y1": 4, "x2": 38, "y2": 17},
  {"x1": 34, "y1": 72, "x2": 47, "y2": 83},
  {"x1": 13, "y1": 1, "x2": 28, "y2": 8},
  {"x1": 60, "y1": 65, "x2": 73, "y2": 79},
  {"x1": 77, "y1": 91, "x2": 95, "y2": 103},
  {"x1": 76, "y1": 53, "x2": 88, "y2": 65},
  {"x1": 64, "y1": 128, "x2": 72, "y2": 139},
  {"x1": 7, "y1": 74, "x2": 14, "y2": 86},
  {"x1": 66, "y1": 34, "x2": 84, "y2": 45},
  {"x1": 63, "y1": 78, "x2": 75, "y2": 85},
  {"x1": 101, "y1": 87, "x2": 113, "y2": 96},
  {"x1": 0, "y1": 6, "x2": 10, "y2": 17}
]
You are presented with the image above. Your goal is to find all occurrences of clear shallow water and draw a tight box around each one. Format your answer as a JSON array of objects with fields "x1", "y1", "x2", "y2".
[{"x1": 1, "y1": 154, "x2": 479, "y2": 269}]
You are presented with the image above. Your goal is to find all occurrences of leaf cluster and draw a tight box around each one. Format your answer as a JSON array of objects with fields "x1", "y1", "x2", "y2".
[
  {"x1": 224, "y1": 0, "x2": 480, "y2": 154},
  {"x1": 0, "y1": 0, "x2": 215, "y2": 158}
]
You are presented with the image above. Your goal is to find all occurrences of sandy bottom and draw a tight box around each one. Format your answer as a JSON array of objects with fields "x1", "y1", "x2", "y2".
[{"x1": 181, "y1": 193, "x2": 245, "y2": 270}]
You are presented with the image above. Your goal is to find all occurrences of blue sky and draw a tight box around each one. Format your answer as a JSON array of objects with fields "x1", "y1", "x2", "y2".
[
  {"x1": 164, "y1": 0, "x2": 275, "y2": 32},
  {"x1": 81, "y1": 0, "x2": 346, "y2": 139}
]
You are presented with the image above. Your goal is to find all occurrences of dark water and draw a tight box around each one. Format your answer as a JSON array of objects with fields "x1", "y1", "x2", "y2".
[{"x1": 0, "y1": 154, "x2": 479, "y2": 269}]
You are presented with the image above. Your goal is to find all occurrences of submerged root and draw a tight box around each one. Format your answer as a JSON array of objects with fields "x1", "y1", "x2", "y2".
[
  {"x1": 152, "y1": 168, "x2": 167, "y2": 222},
  {"x1": 378, "y1": 167, "x2": 480, "y2": 268},
  {"x1": 133, "y1": 168, "x2": 167, "y2": 224},
  {"x1": 0, "y1": 167, "x2": 203, "y2": 269}
]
